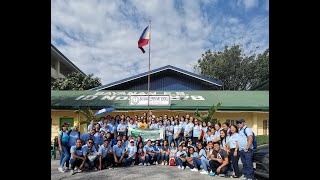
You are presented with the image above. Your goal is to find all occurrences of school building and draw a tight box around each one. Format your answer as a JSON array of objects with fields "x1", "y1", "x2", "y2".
[{"x1": 51, "y1": 65, "x2": 269, "y2": 142}]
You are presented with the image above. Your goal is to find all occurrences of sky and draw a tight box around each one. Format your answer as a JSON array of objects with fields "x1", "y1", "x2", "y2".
[{"x1": 51, "y1": 0, "x2": 269, "y2": 85}]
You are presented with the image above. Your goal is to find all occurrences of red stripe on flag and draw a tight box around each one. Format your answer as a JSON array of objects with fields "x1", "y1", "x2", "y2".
[{"x1": 138, "y1": 39, "x2": 149, "y2": 48}]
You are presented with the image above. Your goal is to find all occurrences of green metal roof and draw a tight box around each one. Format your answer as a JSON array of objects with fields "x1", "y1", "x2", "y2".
[{"x1": 51, "y1": 90, "x2": 269, "y2": 111}]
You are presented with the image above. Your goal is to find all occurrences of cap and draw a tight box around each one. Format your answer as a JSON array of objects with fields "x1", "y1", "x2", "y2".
[
  {"x1": 236, "y1": 119, "x2": 245, "y2": 123},
  {"x1": 130, "y1": 139, "x2": 134, "y2": 143}
]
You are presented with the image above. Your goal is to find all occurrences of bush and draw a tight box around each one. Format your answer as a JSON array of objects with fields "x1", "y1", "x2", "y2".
[{"x1": 256, "y1": 135, "x2": 269, "y2": 146}]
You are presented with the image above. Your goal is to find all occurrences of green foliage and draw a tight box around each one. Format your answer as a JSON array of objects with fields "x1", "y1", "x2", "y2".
[
  {"x1": 74, "y1": 107, "x2": 96, "y2": 125},
  {"x1": 194, "y1": 44, "x2": 269, "y2": 90},
  {"x1": 51, "y1": 72, "x2": 102, "y2": 90},
  {"x1": 256, "y1": 135, "x2": 269, "y2": 146},
  {"x1": 194, "y1": 102, "x2": 222, "y2": 124}
]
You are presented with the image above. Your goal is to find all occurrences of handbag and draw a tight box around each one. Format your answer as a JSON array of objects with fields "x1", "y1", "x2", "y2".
[{"x1": 169, "y1": 158, "x2": 176, "y2": 166}]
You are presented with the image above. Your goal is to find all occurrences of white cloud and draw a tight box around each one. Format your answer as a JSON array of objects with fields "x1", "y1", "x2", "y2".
[
  {"x1": 237, "y1": 0, "x2": 258, "y2": 10},
  {"x1": 51, "y1": 0, "x2": 268, "y2": 85}
]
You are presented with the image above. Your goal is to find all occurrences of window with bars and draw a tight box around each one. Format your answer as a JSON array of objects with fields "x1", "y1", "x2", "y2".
[
  {"x1": 226, "y1": 119, "x2": 237, "y2": 126},
  {"x1": 263, "y1": 120, "x2": 269, "y2": 135}
]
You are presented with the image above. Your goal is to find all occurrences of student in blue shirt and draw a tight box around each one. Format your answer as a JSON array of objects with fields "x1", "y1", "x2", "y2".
[
  {"x1": 95, "y1": 130, "x2": 106, "y2": 150},
  {"x1": 200, "y1": 141, "x2": 214, "y2": 175},
  {"x1": 100, "y1": 122, "x2": 109, "y2": 135},
  {"x1": 98, "y1": 117, "x2": 105, "y2": 130},
  {"x1": 123, "y1": 139, "x2": 137, "y2": 166},
  {"x1": 117, "y1": 119, "x2": 127, "y2": 138},
  {"x1": 112, "y1": 139, "x2": 125, "y2": 167},
  {"x1": 161, "y1": 140, "x2": 170, "y2": 165},
  {"x1": 69, "y1": 139, "x2": 86, "y2": 175},
  {"x1": 192, "y1": 142, "x2": 205, "y2": 171},
  {"x1": 166, "y1": 121, "x2": 174, "y2": 147},
  {"x1": 82, "y1": 129, "x2": 96, "y2": 145},
  {"x1": 121, "y1": 135, "x2": 129, "y2": 149},
  {"x1": 57, "y1": 124, "x2": 70, "y2": 173},
  {"x1": 82, "y1": 138, "x2": 98, "y2": 171},
  {"x1": 66, "y1": 125, "x2": 81, "y2": 169},
  {"x1": 173, "y1": 119, "x2": 181, "y2": 147},
  {"x1": 143, "y1": 139, "x2": 156, "y2": 166},
  {"x1": 108, "y1": 119, "x2": 117, "y2": 139},
  {"x1": 153, "y1": 140, "x2": 162, "y2": 165},
  {"x1": 176, "y1": 145, "x2": 187, "y2": 169},
  {"x1": 237, "y1": 119, "x2": 254, "y2": 180},
  {"x1": 169, "y1": 141, "x2": 177, "y2": 163},
  {"x1": 113, "y1": 135, "x2": 121, "y2": 146},
  {"x1": 187, "y1": 147, "x2": 198, "y2": 171},
  {"x1": 193, "y1": 119, "x2": 201, "y2": 146},
  {"x1": 87, "y1": 119, "x2": 95, "y2": 132},
  {"x1": 137, "y1": 141, "x2": 146, "y2": 165},
  {"x1": 226, "y1": 125, "x2": 240, "y2": 178},
  {"x1": 97, "y1": 139, "x2": 112, "y2": 170}
]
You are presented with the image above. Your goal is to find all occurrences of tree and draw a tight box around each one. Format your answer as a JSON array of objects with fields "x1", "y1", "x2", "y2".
[
  {"x1": 51, "y1": 72, "x2": 102, "y2": 90},
  {"x1": 194, "y1": 44, "x2": 269, "y2": 90},
  {"x1": 74, "y1": 107, "x2": 96, "y2": 125},
  {"x1": 194, "y1": 102, "x2": 222, "y2": 124}
]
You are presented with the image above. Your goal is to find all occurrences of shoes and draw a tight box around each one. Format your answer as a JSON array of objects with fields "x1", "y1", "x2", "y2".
[
  {"x1": 138, "y1": 163, "x2": 143, "y2": 166},
  {"x1": 147, "y1": 163, "x2": 150, "y2": 166},
  {"x1": 155, "y1": 162, "x2": 158, "y2": 165},
  {"x1": 200, "y1": 170, "x2": 209, "y2": 175},
  {"x1": 58, "y1": 167, "x2": 65, "y2": 173},
  {"x1": 144, "y1": 163, "x2": 147, "y2": 166},
  {"x1": 77, "y1": 169, "x2": 82, "y2": 173},
  {"x1": 69, "y1": 170, "x2": 75, "y2": 175},
  {"x1": 232, "y1": 175, "x2": 240, "y2": 178},
  {"x1": 191, "y1": 168, "x2": 198, "y2": 172},
  {"x1": 210, "y1": 172, "x2": 216, "y2": 176},
  {"x1": 182, "y1": 166, "x2": 185, "y2": 170},
  {"x1": 74, "y1": 167, "x2": 78, "y2": 171},
  {"x1": 161, "y1": 162, "x2": 164, "y2": 165},
  {"x1": 178, "y1": 166, "x2": 182, "y2": 169}
]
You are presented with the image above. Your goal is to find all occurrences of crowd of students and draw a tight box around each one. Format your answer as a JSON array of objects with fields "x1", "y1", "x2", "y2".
[{"x1": 56, "y1": 112, "x2": 255, "y2": 180}]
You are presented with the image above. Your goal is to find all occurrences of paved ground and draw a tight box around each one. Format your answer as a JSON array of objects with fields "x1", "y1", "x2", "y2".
[{"x1": 52, "y1": 159, "x2": 236, "y2": 180}]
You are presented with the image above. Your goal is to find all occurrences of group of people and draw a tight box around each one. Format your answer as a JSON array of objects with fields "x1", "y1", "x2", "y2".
[{"x1": 56, "y1": 112, "x2": 255, "y2": 180}]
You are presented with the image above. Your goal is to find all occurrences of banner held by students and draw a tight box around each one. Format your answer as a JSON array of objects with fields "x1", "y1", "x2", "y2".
[{"x1": 129, "y1": 127, "x2": 163, "y2": 142}]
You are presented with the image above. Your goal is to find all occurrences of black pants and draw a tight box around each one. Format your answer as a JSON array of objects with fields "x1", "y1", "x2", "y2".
[
  {"x1": 192, "y1": 137, "x2": 199, "y2": 145},
  {"x1": 209, "y1": 160, "x2": 228, "y2": 174},
  {"x1": 66, "y1": 146, "x2": 71, "y2": 167},
  {"x1": 70, "y1": 158, "x2": 84, "y2": 170},
  {"x1": 230, "y1": 148, "x2": 240, "y2": 177}
]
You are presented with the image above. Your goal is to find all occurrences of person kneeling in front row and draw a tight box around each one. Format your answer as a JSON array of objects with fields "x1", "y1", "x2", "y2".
[
  {"x1": 208, "y1": 141, "x2": 229, "y2": 176},
  {"x1": 69, "y1": 139, "x2": 86, "y2": 175}
]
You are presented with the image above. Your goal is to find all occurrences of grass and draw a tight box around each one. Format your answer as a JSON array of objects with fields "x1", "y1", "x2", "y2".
[{"x1": 256, "y1": 135, "x2": 269, "y2": 146}]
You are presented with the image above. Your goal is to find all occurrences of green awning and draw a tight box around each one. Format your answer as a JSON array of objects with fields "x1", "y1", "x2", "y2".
[{"x1": 51, "y1": 90, "x2": 269, "y2": 111}]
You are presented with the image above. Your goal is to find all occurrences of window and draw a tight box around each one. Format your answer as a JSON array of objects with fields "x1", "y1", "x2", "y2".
[
  {"x1": 226, "y1": 119, "x2": 237, "y2": 126},
  {"x1": 263, "y1": 120, "x2": 269, "y2": 135}
]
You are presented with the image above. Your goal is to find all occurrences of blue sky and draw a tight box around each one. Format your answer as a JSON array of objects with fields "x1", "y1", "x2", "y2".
[{"x1": 51, "y1": 0, "x2": 269, "y2": 85}]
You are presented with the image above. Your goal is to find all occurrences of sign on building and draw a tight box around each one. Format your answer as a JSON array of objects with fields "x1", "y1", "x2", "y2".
[{"x1": 129, "y1": 95, "x2": 171, "y2": 106}]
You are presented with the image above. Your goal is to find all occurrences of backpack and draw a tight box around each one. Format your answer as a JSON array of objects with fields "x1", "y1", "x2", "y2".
[
  {"x1": 169, "y1": 157, "x2": 176, "y2": 166},
  {"x1": 68, "y1": 130, "x2": 81, "y2": 139},
  {"x1": 244, "y1": 127, "x2": 257, "y2": 149}
]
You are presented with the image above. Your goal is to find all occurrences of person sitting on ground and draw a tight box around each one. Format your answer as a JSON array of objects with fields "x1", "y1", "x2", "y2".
[
  {"x1": 187, "y1": 146, "x2": 198, "y2": 171},
  {"x1": 143, "y1": 139, "x2": 156, "y2": 166},
  {"x1": 169, "y1": 141, "x2": 177, "y2": 165},
  {"x1": 137, "y1": 141, "x2": 146, "y2": 165},
  {"x1": 208, "y1": 141, "x2": 229, "y2": 176},
  {"x1": 200, "y1": 141, "x2": 214, "y2": 175},
  {"x1": 112, "y1": 139, "x2": 125, "y2": 167},
  {"x1": 161, "y1": 140, "x2": 170, "y2": 165},
  {"x1": 69, "y1": 139, "x2": 86, "y2": 175},
  {"x1": 153, "y1": 140, "x2": 162, "y2": 165},
  {"x1": 82, "y1": 138, "x2": 99, "y2": 171},
  {"x1": 97, "y1": 139, "x2": 112, "y2": 170},
  {"x1": 176, "y1": 144, "x2": 187, "y2": 170},
  {"x1": 192, "y1": 142, "x2": 205, "y2": 171},
  {"x1": 124, "y1": 139, "x2": 137, "y2": 166}
]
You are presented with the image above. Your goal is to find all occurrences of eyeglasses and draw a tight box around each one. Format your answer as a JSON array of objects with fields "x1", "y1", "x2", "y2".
[
  {"x1": 236, "y1": 122, "x2": 242, "y2": 124},
  {"x1": 88, "y1": 142, "x2": 93, "y2": 144},
  {"x1": 130, "y1": 142, "x2": 134, "y2": 143}
]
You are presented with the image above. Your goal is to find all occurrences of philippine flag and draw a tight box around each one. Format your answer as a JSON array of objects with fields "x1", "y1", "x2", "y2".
[{"x1": 138, "y1": 25, "x2": 150, "y2": 53}]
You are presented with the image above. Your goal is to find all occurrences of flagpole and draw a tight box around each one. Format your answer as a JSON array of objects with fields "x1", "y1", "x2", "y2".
[{"x1": 148, "y1": 19, "x2": 151, "y2": 117}]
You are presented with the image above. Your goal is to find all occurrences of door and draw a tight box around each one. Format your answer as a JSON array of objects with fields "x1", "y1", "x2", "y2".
[{"x1": 60, "y1": 118, "x2": 74, "y2": 131}]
